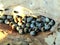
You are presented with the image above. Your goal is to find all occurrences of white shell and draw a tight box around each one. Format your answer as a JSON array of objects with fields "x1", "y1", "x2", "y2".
[
  {"x1": 16, "y1": 26, "x2": 20, "y2": 31},
  {"x1": 18, "y1": 22, "x2": 22, "y2": 26},
  {"x1": 18, "y1": 29, "x2": 23, "y2": 34},
  {"x1": 4, "y1": 19, "x2": 9, "y2": 24},
  {"x1": 11, "y1": 23, "x2": 17, "y2": 29}
]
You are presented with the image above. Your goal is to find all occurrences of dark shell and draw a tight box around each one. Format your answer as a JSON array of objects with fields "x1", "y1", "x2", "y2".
[
  {"x1": 43, "y1": 24, "x2": 51, "y2": 31},
  {"x1": 34, "y1": 27, "x2": 40, "y2": 32},
  {"x1": 28, "y1": 28, "x2": 32, "y2": 33},
  {"x1": 26, "y1": 23, "x2": 30, "y2": 28},
  {"x1": 40, "y1": 16, "x2": 46, "y2": 22},
  {"x1": 31, "y1": 20, "x2": 36, "y2": 24},
  {"x1": 21, "y1": 24, "x2": 26, "y2": 28},
  {"x1": 49, "y1": 20, "x2": 55, "y2": 26},
  {"x1": 0, "y1": 15, "x2": 7, "y2": 20},
  {"x1": 30, "y1": 31, "x2": 37, "y2": 36},
  {"x1": 45, "y1": 17, "x2": 50, "y2": 23},
  {"x1": 30, "y1": 23, "x2": 35, "y2": 28},
  {"x1": 7, "y1": 15, "x2": 13, "y2": 19},
  {"x1": 22, "y1": 18, "x2": 27, "y2": 23},
  {"x1": 0, "y1": 19, "x2": 3, "y2": 23},
  {"x1": 36, "y1": 18, "x2": 41, "y2": 22},
  {"x1": 36, "y1": 22, "x2": 41, "y2": 27},
  {"x1": 24, "y1": 28, "x2": 28, "y2": 33},
  {"x1": 27, "y1": 16, "x2": 33, "y2": 23}
]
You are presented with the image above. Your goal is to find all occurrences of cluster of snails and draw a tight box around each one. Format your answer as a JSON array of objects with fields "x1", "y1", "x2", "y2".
[
  {"x1": 0, "y1": 4, "x2": 55, "y2": 36},
  {"x1": 0, "y1": 15, "x2": 55, "y2": 36}
]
